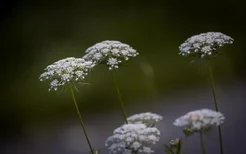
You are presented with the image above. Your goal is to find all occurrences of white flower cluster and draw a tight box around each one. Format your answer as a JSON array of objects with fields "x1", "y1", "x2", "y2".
[
  {"x1": 169, "y1": 138, "x2": 181, "y2": 146},
  {"x1": 105, "y1": 124, "x2": 160, "y2": 154},
  {"x1": 127, "y1": 112, "x2": 163, "y2": 126},
  {"x1": 179, "y1": 32, "x2": 233, "y2": 58},
  {"x1": 39, "y1": 57, "x2": 95, "y2": 91},
  {"x1": 83, "y1": 40, "x2": 139, "y2": 70},
  {"x1": 173, "y1": 109, "x2": 225, "y2": 132}
]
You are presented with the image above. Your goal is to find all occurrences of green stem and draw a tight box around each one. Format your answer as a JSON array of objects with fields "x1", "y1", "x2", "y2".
[
  {"x1": 112, "y1": 70, "x2": 128, "y2": 124},
  {"x1": 69, "y1": 83, "x2": 94, "y2": 154},
  {"x1": 218, "y1": 127, "x2": 224, "y2": 154},
  {"x1": 207, "y1": 62, "x2": 219, "y2": 111},
  {"x1": 176, "y1": 140, "x2": 182, "y2": 154},
  {"x1": 200, "y1": 132, "x2": 206, "y2": 154},
  {"x1": 207, "y1": 62, "x2": 224, "y2": 154},
  {"x1": 181, "y1": 137, "x2": 187, "y2": 154}
]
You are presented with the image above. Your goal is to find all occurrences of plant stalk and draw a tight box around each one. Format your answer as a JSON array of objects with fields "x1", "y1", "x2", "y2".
[
  {"x1": 207, "y1": 61, "x2": 224, "y2": 154},
  {"x1": 69, "y1": 83, "x2": 94, "y2": 154},
  {"x1": 112, "y1": 70, "x2": 128, "y2": 124},
  {"x1": 181, "y1": 137, "x2": 187, "y2": 154},
  {"x1": 200, "y1": 132, "x2": 206, "y2": 154}
]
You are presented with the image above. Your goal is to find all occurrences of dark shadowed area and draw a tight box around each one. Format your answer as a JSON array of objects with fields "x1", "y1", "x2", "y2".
[{"x1": 1, "y1": 0, "x2": 246, "y2": 153}]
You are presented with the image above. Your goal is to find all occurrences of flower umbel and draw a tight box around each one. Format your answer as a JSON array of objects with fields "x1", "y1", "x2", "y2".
[
  {"x1": 164, "y1": 138, "x2": 182, "y2": 154},
  {"x1": 173, "y1": 109, "x2": 225, "y2": 132},
  {"x1": 83, "y1": 40, "x2": 139, "y2": 70},
  {"x1": 179, "y1": 32, "x2": 233, "y2": 59},
  {"x1": 39, "y1": 57, "x2": 95, "y2": 91},
  {"x1": 169, "y1": 138, "x2": 182, "y2": 147},
  {"x1": 105, "y1": 124, "x2": 160, "y2": 154},
  {"x1": 127, "y1": 112, "x2": 163, "y2": 127}
]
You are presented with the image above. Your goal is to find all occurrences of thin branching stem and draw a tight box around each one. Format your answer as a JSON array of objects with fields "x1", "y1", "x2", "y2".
[
  {"x1": 200, "y1": 132, "x2": 206, "y2": 154},
  {"x1": 69, "y1": 83, "x2": 94, "y2": 154},
  {"x1": 181, "y1": 136, "x2": 187, "y2": 154},
  {"x1": 207, "y1": 61, "x2": 219, "y2": 111},
  {"x1": 207, "y1": 61, "x2": 224, "y2": 154},
  {"x1": 112, "y1": 70, "x2": 128, "y2": 124}
]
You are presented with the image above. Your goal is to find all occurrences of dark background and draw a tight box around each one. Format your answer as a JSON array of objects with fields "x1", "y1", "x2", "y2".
[{"x1": 1, "y1": 0, "x2": 246, "y2": 153}]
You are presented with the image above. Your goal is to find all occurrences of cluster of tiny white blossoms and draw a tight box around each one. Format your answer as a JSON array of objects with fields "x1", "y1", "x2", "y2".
[
  {"x1": 173, "y1": 109, "x2": 225, "y2": 132},
  {"x1": 127, "y1": 112, "x2": 163, "y2": 126},
  {"x1": 83, "y1": 40, "x2": 139, "y2": 70},
  {"x1": 169, "y1": 138, "x2": 181, "y2": 147},
  {"x1": 105, "y1": 124, "x2": 160, "y2": 154},
  {"x1": 39, "y1": 57, "x2": 95, "y2": 91},
  {"x1": 179, "y1": 32, "x2": 234, "y2": 58}
]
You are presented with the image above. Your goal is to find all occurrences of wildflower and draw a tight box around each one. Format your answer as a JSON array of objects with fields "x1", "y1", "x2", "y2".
[
  {"x1": 169, "y1": 138, "x2": 182, "y2": 147},
  {"x1": 39, "y1": 57, "x2": 95, "y2": 91},
  {"x1": 83, "y1": 40, "x2": 139, "y2": 70},
  {"x1": 105, "y1": 124, "x2": 160, "y2": 154},
  {"x1": 179, "y1": 32, "x2": 233, "y2": 59},
  {"x1": 164, "y1": 138, "x2": 182, "y2": 154},
  {"x1": 127, "y1": 112, "x2": 163, "y2": 127},
  {"x1": 173, "y1": 109, "x2": 225, "y2": 132}
]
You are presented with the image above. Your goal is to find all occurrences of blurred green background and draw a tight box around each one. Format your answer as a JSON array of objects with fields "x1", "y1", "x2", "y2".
[{"x1": 1, "y1": 0, "x2": 245, "y2": 139}]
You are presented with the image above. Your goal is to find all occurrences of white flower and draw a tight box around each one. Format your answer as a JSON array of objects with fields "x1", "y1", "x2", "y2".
[
  {"x1": 107, "y1": 58, "x2": 121, "y2": 70},
  {"x1": 173, "y1": 109, "x2": 225, "y2": 132},
  {"x1": 83, "y1": 40, "x2": 139, "y2": 70},
  {"x1": 139, "y1": 147, "x2": 154, "y2": 153},
  {"x1": 39, "y1": 57, "x2": 95, "y2": 91},
  {"x1": 179, "y1": 32, "x2": 233, "y2": 59},
  {"x1": 127, "y1": 112, "x2": 163, "y2": 127},
  {"x1": 105, "y1": 124, "x2": 160, "y2": 154}
]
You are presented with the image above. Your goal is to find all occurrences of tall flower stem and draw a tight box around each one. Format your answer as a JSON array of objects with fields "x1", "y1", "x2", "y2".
[
  {"x1": 112, "y1": 70, "x2": 128, "y2": 124},
  {"x1": 207, "y1": 61, "x2": 224, "y2": 154},
  {"x1": 69, "y1": 83, "x2": 94, "y2": 154},
  {"x1": 181, "y1": 136, "x2": 187, "y2": 154},
  {"x1": 176, "y1": 139, "x2": 182, "y2": 154},
  {"x1": 200, "y1": 132, "x2": 206, "y2": 154}
]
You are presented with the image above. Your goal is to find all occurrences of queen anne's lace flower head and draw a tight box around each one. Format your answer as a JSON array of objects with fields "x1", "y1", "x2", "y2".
[
  {"x1": 127, "y1": 112, "x2": 163, "y2": 127},
  {"x1": 83, "y1": 40, "x2": 139, "y2": 70},
  {"x1": 39, "y1": 57, "x2": 95, "y2": 91},
  {"x1": 179, "y1": 32, "x2": 233, "y2": 59},
  {"x1": 173, "y1": 109, "x2": 225, "y2": 132},
  {"x1": 105, "y1": 124, "x2": 160, "y2": 154}
]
